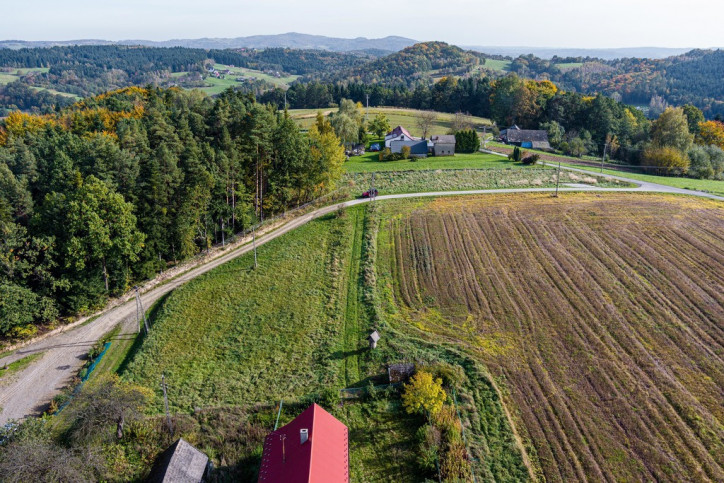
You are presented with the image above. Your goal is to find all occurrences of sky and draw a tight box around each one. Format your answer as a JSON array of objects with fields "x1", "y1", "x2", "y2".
[{"x1": 3, "y1": 0, "x2": 723, "y2": 48}]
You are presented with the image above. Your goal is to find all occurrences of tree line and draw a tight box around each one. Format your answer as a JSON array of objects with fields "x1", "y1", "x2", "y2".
[{"x1": 0, "y1": 86, "x2": 345, "y2": 339}]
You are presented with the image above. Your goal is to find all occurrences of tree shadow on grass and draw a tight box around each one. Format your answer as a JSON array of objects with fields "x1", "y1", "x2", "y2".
[{"x1": 115, "y1": 291, "x2": 172, "y2": 376}]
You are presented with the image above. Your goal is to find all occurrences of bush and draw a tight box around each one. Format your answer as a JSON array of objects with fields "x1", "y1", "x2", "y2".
[
  {"x1": 522, "y1": 153, "x2": 541, "y2": 165},
  {"x1": 508, "y1": 146, "x2": 522, "y2": 162},
  {"x1": 642, "y1": 146, "x2": 690, "y2": 174},
  {"x1": 416, "y1": 424, "x2": 441, "y2": 472},
  {"x1": 402, "y1": 371, "x2": 447, "y2": 416},
  {"x1": 401, "y1": 145, "x2": 411, "y2": 159}
]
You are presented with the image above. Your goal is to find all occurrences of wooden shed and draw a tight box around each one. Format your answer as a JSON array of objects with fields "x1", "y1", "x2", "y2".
[
  {"x1": 146, "y1": 438, "x2": 209, "y2": 483},
  {"x1": 388, "y1": 363, "x2": 415, "y2": 383}
]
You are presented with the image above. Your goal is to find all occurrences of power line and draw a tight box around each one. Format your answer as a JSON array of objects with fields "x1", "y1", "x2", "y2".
[{"x1": 161, "y1": 373, "x2": 173, "y2": 435}]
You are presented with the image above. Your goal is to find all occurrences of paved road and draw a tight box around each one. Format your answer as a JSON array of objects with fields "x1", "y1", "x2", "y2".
[{"x1": 1, "y1": 167, "x2": 722, "y2": 424}]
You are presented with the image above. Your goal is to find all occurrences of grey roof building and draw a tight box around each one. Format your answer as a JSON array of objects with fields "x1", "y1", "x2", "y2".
[
  {"x1": 430, "y1": 135, "x2": 456, "y2": 156},
  {"x1": 499, "y1": 126, "x2": 551, "y2": 149},
  {"x1": 390, "y1": 139, "x2": 429, "y2": 157},
  {"x1": 146, "y1": 438, "x2": 209, "y2": 483}
]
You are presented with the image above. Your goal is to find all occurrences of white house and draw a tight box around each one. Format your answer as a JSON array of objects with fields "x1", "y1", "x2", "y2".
[{"x1": 384, "y1": 126, "x2": 418, "y2": 148}]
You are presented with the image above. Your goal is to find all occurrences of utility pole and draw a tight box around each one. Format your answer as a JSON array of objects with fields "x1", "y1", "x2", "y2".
[
  {"x1": 284, "y1": 91, "x2": 287, "y2": 111},
  {"x1": 161, "y1": 373, "x2": 173, "y2": 435},
  {"x1": 370, "y1": 172, "x2": 376, "y2": 203},
  {"x1": 252, "y1": 225, "x2": 258, "y2": 269},
  {"x1": 555, "y1": 160, "x2": 562, "y2": 197},
  {"x1": 136, "y1": 287, "x2": 149, "y2": 335},
  {"x1": 365, "y1": 94, "x2": 369, "y2": 122},
  {"x1": 600, "y1": 142, "x2": 608, "y2": 173}
]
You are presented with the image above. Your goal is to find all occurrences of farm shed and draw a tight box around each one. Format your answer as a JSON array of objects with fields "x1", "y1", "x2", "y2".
[
  {"x1": 499, "y1": 125, "x2": 551, "y2": 149},
  {"x1": 146, "y1": 438, "x2": 209, "y2": 483},
  {"x1": 258, "y1": 403, "x2": 349, "y2": 483},
  {"x1": 390, "y1": 139, "x2": 429, "y2": 157},
  {"x1": 388, "y1": 363, "x2": 415, "y2": 383},
  {"x1": 430, "y1": 135, "x2": 456, "y2": 156}
]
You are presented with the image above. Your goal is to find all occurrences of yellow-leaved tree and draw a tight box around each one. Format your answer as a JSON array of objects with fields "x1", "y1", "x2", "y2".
[{"x1": 402, "y1": 371, "x2": 447, "y2": 416}]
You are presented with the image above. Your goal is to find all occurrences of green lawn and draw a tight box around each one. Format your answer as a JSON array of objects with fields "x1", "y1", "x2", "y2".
[
  {"x1": 345, "y1": 151, "x2": 515, "y2": 172},
  {"x1": 289, "y1": 106, "x2": 492, "y2": 135},
  {"x1": 480, "y1": 59, "x2": 511, "y2": 72}
]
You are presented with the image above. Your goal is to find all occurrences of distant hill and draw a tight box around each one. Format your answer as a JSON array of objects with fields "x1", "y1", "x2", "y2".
[
  {"x1": 464, "y1": 46, "x2": 700, "y2": 60},
  {"x1": 326, "y1": 41, "x2": 486, "y2": 85},
  {"x1": 0, "y1": 33, "x2": 417, "y2": 53}
]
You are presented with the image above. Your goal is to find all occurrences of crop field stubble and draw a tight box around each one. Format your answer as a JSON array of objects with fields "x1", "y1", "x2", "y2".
[{"x1": 384, "y1": 193, "x2": 724, "y2": 481}]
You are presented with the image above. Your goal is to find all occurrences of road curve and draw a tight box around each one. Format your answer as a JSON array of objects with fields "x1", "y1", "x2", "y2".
[{"x1": 1, "y1": 168, "x2": 722, "y2": 424}]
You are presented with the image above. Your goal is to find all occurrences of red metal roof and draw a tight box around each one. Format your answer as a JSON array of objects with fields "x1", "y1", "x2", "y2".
[
  {"x1": 386, "y1": 125, "x2": 415, "y2": 140},
  {"x1": 258, "y1": 404, "x2": 349, "y2": 483}
]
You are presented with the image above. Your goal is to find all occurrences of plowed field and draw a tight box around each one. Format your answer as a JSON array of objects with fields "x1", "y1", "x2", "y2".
[{"x1": 387, "y1": 193, "x2": 724, "y2": 481}]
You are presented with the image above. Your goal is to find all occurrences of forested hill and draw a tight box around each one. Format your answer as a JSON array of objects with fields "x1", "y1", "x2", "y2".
[
  {"x1": 0, "y1": 45, "x2": 369, "y2": 114},
  {"x1": 0, "y1": 87, "x2": 345, "y2": 340},
  {"x1": 506, "y1": 49, "x2": 724, "y2": 118},
  {"x1": 1, "y1": 42, "x2": 723, "y2": 118},
  {"x1": 323, "y1": 42, "x2": 487, "y2": 86}
]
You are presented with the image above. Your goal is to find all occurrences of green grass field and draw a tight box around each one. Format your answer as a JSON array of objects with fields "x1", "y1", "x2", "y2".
[
  {"x1": 487, "y1": 141, "x2": 724, "y2": 197},
  {"x1": 480, "y1": 59, "x2": 511, "y2": 72},
  {"x1": 213, "y1": 63, "x2": 299, "y2": 87},
  {"x1": 0, "y1": 67, "x2": 50, "y2": 85},
  {"x1": 288, "y1": 106, "x2": 492, "y2": 135},
  {"x1": 345, "y1": 151, "x2": 522, "y2": 172},
  {"x1": 28, "y1": 86, "x2": 81, "y2": 99}
]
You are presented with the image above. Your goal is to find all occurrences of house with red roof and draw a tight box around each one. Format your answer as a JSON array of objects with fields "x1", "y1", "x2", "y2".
[
  {"x1": 258, "y1": 403, "x2": 349, "y2": 483},
  {"x1": 384, "y1": 125, "x2": 418, "y2": 147}
]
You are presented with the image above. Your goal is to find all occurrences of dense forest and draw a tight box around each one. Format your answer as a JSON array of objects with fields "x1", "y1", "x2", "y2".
[{"x1": 0, "y1": 87, "x2": 345, "y2": 339}]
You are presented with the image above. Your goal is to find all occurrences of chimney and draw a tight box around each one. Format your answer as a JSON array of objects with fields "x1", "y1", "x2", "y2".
[{"x1": 300, "y1": 428, "x2": 308, "y2": 445}]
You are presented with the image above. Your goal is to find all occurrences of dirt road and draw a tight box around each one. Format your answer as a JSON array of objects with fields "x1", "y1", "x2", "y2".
[{"x1": 1, "y1": 169, "x2": 722, "y2": 425}]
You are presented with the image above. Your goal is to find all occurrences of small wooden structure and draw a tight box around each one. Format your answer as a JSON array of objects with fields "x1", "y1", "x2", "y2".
[
  {"x1": 388, "y1": 363, "x2": 415, "y2": 383},
  {"x1": 146, "y1": 438, "x2": 208, "y2": 483},
  {"x1": 367, "y1": 330, "x2": 380, "y2": 349}
]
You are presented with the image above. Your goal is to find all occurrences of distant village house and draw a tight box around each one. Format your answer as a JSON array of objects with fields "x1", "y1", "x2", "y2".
[{"x1": 384, "y1": 126, "x2": 456, "y2": 156}]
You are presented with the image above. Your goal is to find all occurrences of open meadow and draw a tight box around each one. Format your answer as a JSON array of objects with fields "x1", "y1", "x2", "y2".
[
  {"x1": 381, "y1": 193, "x2": 724, "y2": 481},
  {"x1": 288, "y1": 107, "x2": 492, "y2": 134}
]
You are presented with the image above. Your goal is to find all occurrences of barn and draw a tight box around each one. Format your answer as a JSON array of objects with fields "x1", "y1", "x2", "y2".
[
  {"x1": 258, "y1": 403, "x2": 349, "y2": 483},
  {"x1": 430, "y1": 135, "x2": 456, "y2": 156},
  {"x1": 500, "y1": 125, "x2": 551, "y2": 149}
]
